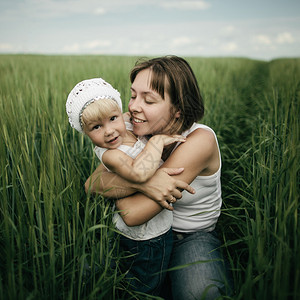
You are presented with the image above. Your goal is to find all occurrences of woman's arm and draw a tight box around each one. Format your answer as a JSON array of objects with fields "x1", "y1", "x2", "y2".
[
  {"x1": 117, "y1": 128, "x2": 220, "y2": 226},
  {"x1": 85, "y1": 162, "x2": 193, "y2": 206}
]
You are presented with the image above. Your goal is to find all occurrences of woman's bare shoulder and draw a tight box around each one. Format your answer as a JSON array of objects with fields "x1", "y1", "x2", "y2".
[
  {"x1": 185, "y1": 128, "x2": 220, "y2": 175},
  {"x1": 186, "y1": 127, "x2": 216, "y2": 146},
  {"x1": 164, "y1": 127, "x2": 219, "y2": 177}
]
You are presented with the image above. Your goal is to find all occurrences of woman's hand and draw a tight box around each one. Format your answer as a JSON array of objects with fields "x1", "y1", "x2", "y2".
[{"x1": 137, "y1": 167, "x2": 195, "y2": 210}]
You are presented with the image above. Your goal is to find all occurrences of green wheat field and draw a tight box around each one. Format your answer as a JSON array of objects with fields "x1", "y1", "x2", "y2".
[{"x1": 0, "y1": 55, "x2": 299, "y2": 300}]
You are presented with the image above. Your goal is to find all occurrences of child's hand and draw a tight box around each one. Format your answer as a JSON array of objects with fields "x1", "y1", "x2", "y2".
[
  {"x1": 123, "y1": 112, "x2": 131, "y2": 122},
  {"x1": 159, "y1": 134, "x2": 186, "y2": 146}
]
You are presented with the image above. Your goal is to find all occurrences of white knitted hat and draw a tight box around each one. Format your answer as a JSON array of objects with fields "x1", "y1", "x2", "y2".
[{"x1": 66, "y1": 78, "x2": 123, "y2": 132}]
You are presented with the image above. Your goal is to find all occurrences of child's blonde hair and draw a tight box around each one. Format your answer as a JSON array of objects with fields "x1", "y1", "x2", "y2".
[
  {"x1": 81, "y1": 98, "x2": 121, "y2": 131},
  {"x1": 66, "y1": 78, "x2": 122, "y2": 133}
]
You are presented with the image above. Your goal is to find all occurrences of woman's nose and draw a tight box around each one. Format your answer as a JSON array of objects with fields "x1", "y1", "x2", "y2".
[{"x1": 129, "y1": 96, "x2": 142, "y2": 113}]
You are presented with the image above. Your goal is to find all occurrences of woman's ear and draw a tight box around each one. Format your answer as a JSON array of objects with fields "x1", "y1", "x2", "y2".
[{"x1": 175, "y1": 110, "x2": 181, "y2": 119}]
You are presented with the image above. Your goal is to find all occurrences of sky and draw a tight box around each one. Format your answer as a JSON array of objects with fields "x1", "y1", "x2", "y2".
[{"x1": 0, "y1": 0, "x2": 299, "y2": 61}]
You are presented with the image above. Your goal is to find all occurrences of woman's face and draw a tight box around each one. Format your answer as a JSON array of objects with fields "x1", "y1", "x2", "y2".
[{"x1": 129, "y1": 68, "x2": 177, "y2": 136}]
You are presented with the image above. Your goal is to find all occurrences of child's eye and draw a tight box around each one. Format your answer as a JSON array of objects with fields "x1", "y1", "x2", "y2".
[
  {"x1": 92, "y1": 125, "x2": 101, "y2": 130},
  {"x1": 110, "y1": 116, "x2": 117, "y2": 121}
]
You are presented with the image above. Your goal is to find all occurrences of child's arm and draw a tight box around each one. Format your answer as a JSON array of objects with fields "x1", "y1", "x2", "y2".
[{"x1": 102, "y1": 135, "x2": 186, "y2": 183}]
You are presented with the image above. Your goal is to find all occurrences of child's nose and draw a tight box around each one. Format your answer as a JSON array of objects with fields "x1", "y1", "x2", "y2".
[{"x1": 104, "y1": 125, "x2": 114, "y2": 136}]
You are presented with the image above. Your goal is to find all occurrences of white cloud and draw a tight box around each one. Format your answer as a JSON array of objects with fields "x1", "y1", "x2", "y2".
[
  {"x1": 171, "y1": 36, "x2": 194, "y2": 47},
  {"x1": 0, "y1": 43, "x2": 13, "y2": 51},
  {"x1": 85, "y1": 40, "x2": 112, "y2": 49},
  {"x1": 160, "y1": 1, "x2": 210, "y2": 10},
  {"x1": 220, "y1": 25, "x2": 236, "y2": 36},
  {"x1": 221, "y1": 42, "x2": 238, "y2": 52},
  {"x1": 94, "y1": 7, "x2": 106, "y2": 15},
  {"x1": 2, "y1": 0, "x2": 110, "y2": 19},
  {"x1": 276, "y1": 32, "x2": 294, "y2": 44},
  {"x1": 62, "y1": 40, "x2": 112, "y2": 53},
  {"x1": 254, "y1": 34, "x2": 272, "y2": 46},
  {"x1": 62, "y1": 43, "x2": 80, "y2": 53},
  {"x1": 4, "y1": 0, "x2": 209, "y2": 20},
  {"x1": 252, "y1": 32, "x2": 295, "y2": 52},
  {"x1": 0, "y1": 0, "x2": 299, "y2": 60}
]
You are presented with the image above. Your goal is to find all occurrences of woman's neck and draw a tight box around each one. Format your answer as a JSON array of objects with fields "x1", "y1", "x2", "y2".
[{"x1": 122, "y1": 130, "x2": 138, "y2": 146}]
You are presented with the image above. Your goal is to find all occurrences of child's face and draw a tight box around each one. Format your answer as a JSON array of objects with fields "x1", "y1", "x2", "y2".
[{"x1": 84, "y1": 109, "x2": 126, "y2": 149}]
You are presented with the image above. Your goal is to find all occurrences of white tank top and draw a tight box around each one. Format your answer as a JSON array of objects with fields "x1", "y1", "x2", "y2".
[{"x1": 172, "y1": 123, "x2": 222, "y2": 233}]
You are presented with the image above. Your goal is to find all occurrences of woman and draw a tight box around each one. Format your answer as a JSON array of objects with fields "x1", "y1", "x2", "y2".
[{"x1": 85, "y1": 56, "x2": 232, "y2": 299}]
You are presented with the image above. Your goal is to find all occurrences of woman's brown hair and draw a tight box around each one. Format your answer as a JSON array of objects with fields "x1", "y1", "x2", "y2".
[{"x1": 130, "y1": 55, "x2": 204, "y2": 134}]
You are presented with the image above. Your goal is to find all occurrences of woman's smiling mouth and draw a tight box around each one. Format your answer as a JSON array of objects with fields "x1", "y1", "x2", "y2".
[{"x1": 132, "y1": 117, "x2": 146, "y2": 123}]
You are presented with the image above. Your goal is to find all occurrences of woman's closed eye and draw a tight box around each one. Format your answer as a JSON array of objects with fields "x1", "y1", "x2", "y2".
[
  {"x1": 144, "y1": 94, "x2": 158, "y2": 104},
  {"x1": 145, "y1": 99, "x2": 155, "y2": 104}
]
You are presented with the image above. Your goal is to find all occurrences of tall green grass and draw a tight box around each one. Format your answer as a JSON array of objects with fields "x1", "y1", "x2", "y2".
[{"x1": 0, "y1": 54, "x2": 299, "y2": 299}]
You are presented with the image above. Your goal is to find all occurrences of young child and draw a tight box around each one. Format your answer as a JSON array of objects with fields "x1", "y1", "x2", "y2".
[{"x1": 66, "y1": 78, "x2": 185, "y2": 295}]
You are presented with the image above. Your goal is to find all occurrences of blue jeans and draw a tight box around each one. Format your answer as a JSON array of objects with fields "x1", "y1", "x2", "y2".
[
  {"x1": 161, "y1": 230, "x2": 233, "y2": 300},
  {"x1": 119, "y1": 228, "x2": 173, "y2": 296}
]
